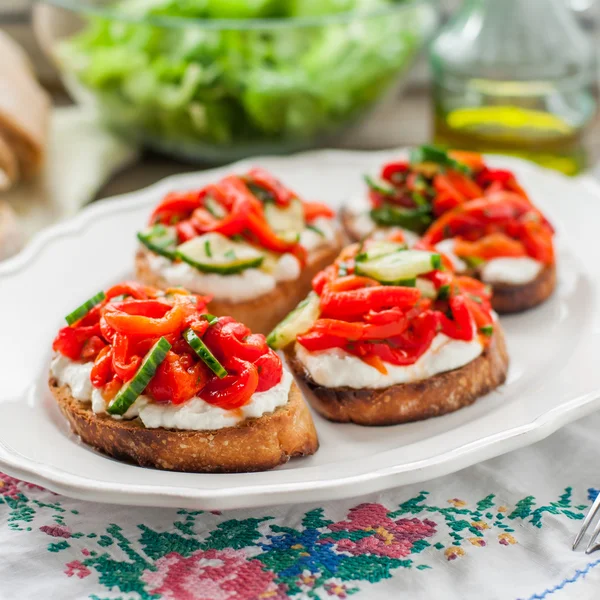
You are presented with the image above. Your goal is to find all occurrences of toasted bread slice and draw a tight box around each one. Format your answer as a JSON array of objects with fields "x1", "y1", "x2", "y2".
[
  {"x1": 489, "y1": 263, "x2": 556, "y2": 314},
  {"x1": 285, "y1": 327, "x2": 509, "y2": 426},
  {"x1": 50, "y1": 379, "x2": 318, "y2": 472},
  {"x1": 135, "y1": 239, "x2": 343, "y2": 335},
  {"x1": 340, "y1": 205, "x2": 368, "y2": 243}
]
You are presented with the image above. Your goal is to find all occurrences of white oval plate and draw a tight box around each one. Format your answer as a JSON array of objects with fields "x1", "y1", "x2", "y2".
[{"x1": 1, "y1": 149, "x2": 599, "y2": 511}]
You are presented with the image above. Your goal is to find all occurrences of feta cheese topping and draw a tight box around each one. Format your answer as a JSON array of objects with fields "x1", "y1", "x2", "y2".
[
  {"x1": 295, "y1": 333, "x2": 483, "y2": 389},
  {"x1": 51, "y1": 355, "x2": 293, "y2": 430}
]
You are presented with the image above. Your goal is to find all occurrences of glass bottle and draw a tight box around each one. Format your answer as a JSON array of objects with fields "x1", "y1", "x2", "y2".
[{"x1": 430, "y1": 0, "x2": 597, "y2": 175}]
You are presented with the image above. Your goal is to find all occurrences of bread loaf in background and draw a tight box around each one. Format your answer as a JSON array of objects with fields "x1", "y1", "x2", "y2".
[{"x1": 0, "y1": 29, "x2": 50, "y2": 190}]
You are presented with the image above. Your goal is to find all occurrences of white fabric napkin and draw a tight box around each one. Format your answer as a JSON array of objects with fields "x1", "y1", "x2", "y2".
[
  {"x1": 0, "y1": 410, "x2": 598, "y2": 600},
  {"x1": 0, "y1": 105, "x2": 137, "y2": 258}
]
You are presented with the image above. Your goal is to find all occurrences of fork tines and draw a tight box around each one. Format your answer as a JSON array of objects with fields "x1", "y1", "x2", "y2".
[{"x1": 573, "y1": 492, "x2": 600, "y2": 553}]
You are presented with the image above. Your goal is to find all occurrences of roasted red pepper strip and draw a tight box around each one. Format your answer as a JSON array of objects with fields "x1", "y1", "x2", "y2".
[
  {"x1": 146, "y1": 351, "x2": 210, "y2": 405},
  {"x1": 309, "y1": 312, "x2": 409, "y2": 341},
  {"x1": 245, "y1": 211, "x2": 300, "y2": 254},
  {"x1": 105, "y1": 281, "x2": 148, "y2": 301},
  {"x1": 303, "y1": 201, "x2": 335, "y2": 222},
  {"x1": 255, "y1": 350, "x2": 283, "y2": 392},
  {"x1": 150, "y1": 190, "x2": 203, "y2": 225},
  {"x1": 203, "y1": 317, "x2": 268, "y2": 363},
  {"x1": 320, "y1": 286, "x2": 421, "y2": 321},
  {"x1": 52, "y1": 323, "x2": 102, "y2": 360},
  {"x1": 91, "y1": 346, "x2": 114, "y2": 387},
  {"x1": 421, "y1": 193, "x2": 536, "y2": 245},
  {"x1": 111, "y1": 333, "x2": 142, "y2": 382},
  {"x1": 454, "y1": 233, "x2": 527, "y2": 260},
  {"x1": 200, "y1": 357, "x2": 259, "y2": 409},
  {"x1": 296, "y1": 331, "x2": 348, "y2": 352},
  {"x1": 176, "y1": 220, "x2": 198, "y2": 242},
  {"x1": 103, "y1": 299, "x2": 186, "y2": 336},
  {"x1": 381, "y1": 161, "x2": 409, "y2": 182},
  {"x1": 438, "y1": 296, "x2": 474, "y2": 341},
  {"x1": 246, "y1": 167, "x2": 296, "y2": 206}
]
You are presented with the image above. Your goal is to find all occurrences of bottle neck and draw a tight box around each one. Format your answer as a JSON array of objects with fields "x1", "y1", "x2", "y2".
[{"x1": 435, "y1": 0, "x2": 595, "y2": 82}]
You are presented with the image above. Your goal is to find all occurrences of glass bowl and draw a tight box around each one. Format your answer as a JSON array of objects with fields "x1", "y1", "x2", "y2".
[{"x1": 35, "y1": 0, "x2": 439, "y2": 163}]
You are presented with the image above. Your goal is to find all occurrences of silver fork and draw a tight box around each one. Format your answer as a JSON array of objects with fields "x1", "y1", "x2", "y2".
[{"x1": 573, "y1": 493, "x2": 600, "y2": 553}]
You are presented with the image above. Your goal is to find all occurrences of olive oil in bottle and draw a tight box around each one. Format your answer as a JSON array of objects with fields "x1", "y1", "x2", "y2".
[{"x1": 430, "y1": 0, "x2": 596, "y2": 175}]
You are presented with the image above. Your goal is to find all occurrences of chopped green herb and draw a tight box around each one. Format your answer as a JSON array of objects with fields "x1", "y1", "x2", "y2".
[
  {"x1": 431, "y1": 253, "x2": 442, "y2": 270},
  {"x1": 409, "y1": 145, "x2": 471, "y2": 175},
  {"x1": 480, "y1": 325, "x2": 494, "y2": 336},
  {"x1": 204, "y1": 240, "x2": 212, "y2": 258},
  {"x1": 306, "y1": 224, "x2": 325, "y2": 237}
]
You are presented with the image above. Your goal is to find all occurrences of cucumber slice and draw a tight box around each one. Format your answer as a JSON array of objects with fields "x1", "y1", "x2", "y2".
[
  {"x1": 137, "y1": 224, "x2": 178, "y2": 259},
  {"x1": 416, "y1": 277, "x2": 437, "y2": 299},
  {"x1": 204, "y1": 195, "x2": 227, "y2": 219},
  {"x1": 183, "y1": 328, "x2": 227, "y2": 378},
  {"x1": 463, "y1": 255, "x2": 486, "y2": 269},
  {"x1": 409, "y1": 145, "x2": 471, "y2": 175},
  {"x1": 364, "y1": 174, "x2": 396, "y2": 197},
  {"x1": 176, "y1": 233, "x2": 264, "y2": 275},
  {"x1": 370, "y1": 203, "x2": 432, "y2": 234},
  {"x1": 65, "y1": 291, "x2": 106, "y2": 325},
  {"x1": 267, "y1": 291, "x2": 320, "y2": 350},
  {"x1": 107, "y1": 337, "x2": 171, "y2": 416},
  {"x1": 355, "y1": 240, "x2": 405, "y2": 262},
  {"x1": 264, "y1": 198, "x2": 305, "y2": 235},
  {"x1": 355, "y1": 249, "x2": 442, "y2": 284}
]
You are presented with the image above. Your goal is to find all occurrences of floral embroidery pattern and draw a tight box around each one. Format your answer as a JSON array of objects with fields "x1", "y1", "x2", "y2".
[{"x1": 0, "y1": 475, "x2": 591, "y2": 600}]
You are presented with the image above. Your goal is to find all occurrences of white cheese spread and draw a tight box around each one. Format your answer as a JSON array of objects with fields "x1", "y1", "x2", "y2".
[
  {"x1": 295, "y1": 333, "x2": 483, "y2": 389},
  {"x1": 51, "y1": 355, "x2": 292, "y2": 430},
  {"x1": 481, "y1": 257, "x2": 543, "y2": 285}
]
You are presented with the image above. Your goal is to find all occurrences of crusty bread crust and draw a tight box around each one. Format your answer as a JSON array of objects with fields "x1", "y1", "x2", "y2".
[
  {"x1": 339, "y1": 205, "x2": 365, "y2": 243},
  {"x1": 489, "y1": 263, "x2": 556, "y2": 314},
  {"x1": 135, "y1": 238, "x2": 343, "y2": 335},
  {"x1": 285, "y1": 327, "x2": 509, "y2": 426},
  {"x1": 340, "y1": 206, "x2": 556, "y2": 314},
  {"x1": 49, "y1": 379, "x2": 318, "y2": 472}
]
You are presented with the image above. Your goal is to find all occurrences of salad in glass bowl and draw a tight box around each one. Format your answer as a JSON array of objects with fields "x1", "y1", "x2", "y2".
[{"x1": 37, "y1": 0, "x2": 439, "y2": 162}]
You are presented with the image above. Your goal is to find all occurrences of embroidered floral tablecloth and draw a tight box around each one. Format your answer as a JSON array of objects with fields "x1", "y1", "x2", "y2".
[{"x1": 2, "y1": 409, "x2": 600, "y2": 600}]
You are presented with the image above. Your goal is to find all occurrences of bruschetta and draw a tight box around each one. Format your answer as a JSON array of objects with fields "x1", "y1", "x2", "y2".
[
  {"x1": 49, "y1": 281, "x2": 318, "y2": 472},
  {"x1": 135, "y1": 168, "x2": 343, "y2": 334},
  {"x1": 341, "y1": 145, "x2": 556, "y2": 313},
  {"x1": 268, "y1": 239, "x2": 509, "y2": 426}
]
